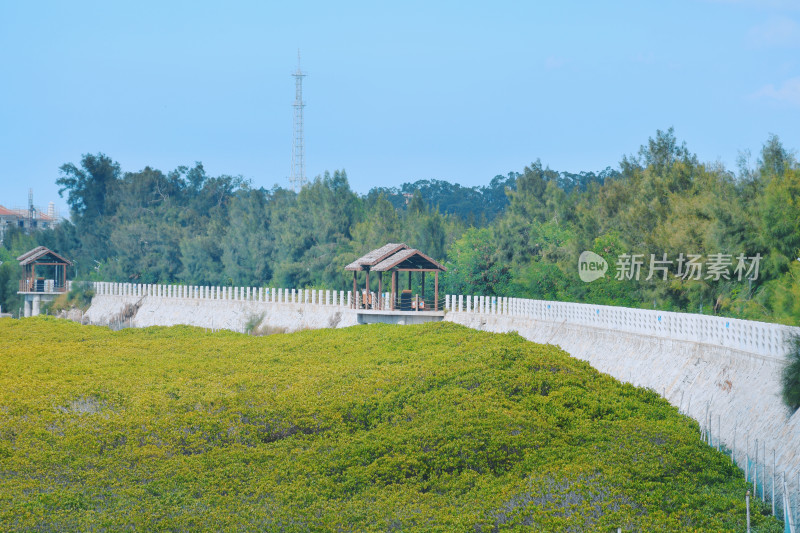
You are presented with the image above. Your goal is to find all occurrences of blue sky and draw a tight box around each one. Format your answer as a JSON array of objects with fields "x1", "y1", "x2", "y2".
[{"x1": 1, "y1": 0, "x2": 799, "y2": 216}]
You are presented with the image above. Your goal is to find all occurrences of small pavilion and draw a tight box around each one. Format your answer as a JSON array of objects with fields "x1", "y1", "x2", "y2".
[
  {"x1": 345, "y1": 243, "x2": 446, "y2": 323},
  {"x1": 17, "y1": 246, "x2": 73, "y2": 316}
]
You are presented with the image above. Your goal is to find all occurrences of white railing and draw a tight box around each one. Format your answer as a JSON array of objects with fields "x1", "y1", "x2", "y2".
[
  {"x1": 91, "y1": 282, "x2": 351, "y2": 308},
  {"x1": 19, "y1": 279, "x2": 67, "y2": 293},
  {"x1": 86, "y1": 282, "x2": 799, "y2": 358},
  {"x1": 444, "y1": 294, "x2": 800, "y2": 359},
  {"x1": 90, "y1": 282, "x2": 434, "y2": 313}
]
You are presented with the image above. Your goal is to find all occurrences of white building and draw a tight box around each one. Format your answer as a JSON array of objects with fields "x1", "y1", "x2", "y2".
[{"x1": 0, "y1": 203, "x2": 60, "y2": 244}]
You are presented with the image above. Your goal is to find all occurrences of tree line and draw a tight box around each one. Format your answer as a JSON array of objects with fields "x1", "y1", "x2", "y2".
[{"x1": 1, "y1": 128, "x2": 797, "y2": 325}]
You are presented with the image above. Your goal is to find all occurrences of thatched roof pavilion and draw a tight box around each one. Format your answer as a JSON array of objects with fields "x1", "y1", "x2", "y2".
[
  {"x1": 345, "y1": 243, "x2": 446, "y2": 311},
  {"x1": 17, "y1": 246, "x2": 73, "y2": 294}
]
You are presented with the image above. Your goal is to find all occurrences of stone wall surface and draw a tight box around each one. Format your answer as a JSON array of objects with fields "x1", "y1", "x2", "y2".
[{"x1": 84, "y1": 282, "x2": 357, "y2": 333}]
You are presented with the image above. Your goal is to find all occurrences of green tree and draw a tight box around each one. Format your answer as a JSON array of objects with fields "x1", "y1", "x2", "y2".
[
  {"x1": 56, "y1": 153, "x2": 121, "y2": 223},
  {"x1": 782, "y1": 335, "x2": 800, "y2": 411},
  {"x1": 56, "y1": 154, "x2": 122, "y2": 269},
  {"x1": 0, "y1": 247, "x2": 21, "y2": 315},
  {"x1": 270, "y1": 171, "x2": 360, "y2": 289},
  {"x1": 759, "y1": 166, "x2": 800, "y2": 263},
  {"x1": 444, "y1": 227, "x2": 509, "y2": 296},
  {"x1": 222, "y1": 188, "x2": 272, "y2": 286},
  {"x1": 350, "y1": 193, "x2": 402, "y2": 251}
]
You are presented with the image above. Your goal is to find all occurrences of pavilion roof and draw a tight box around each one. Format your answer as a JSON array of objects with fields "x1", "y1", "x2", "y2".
[
  {"x1": 17, "y1": 246, "x2": 73, "y2": 266},
  {"x1": 372, "y1": 248, "x2": 446, "y2": 272},
  {"x1": 345, "y1": 243, "x2": 445, "y2": 273},
  {"x1": 344, "y1": 243, "x2": 409, "y2": 271}
]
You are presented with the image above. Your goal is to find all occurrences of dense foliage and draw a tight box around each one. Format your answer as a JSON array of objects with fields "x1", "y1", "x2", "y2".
[
  {"x1": 1, "y1": 128, "x2": 798, "y2": 325},
  {"x1": 42, "y1": 281, "x2": 95, "y2": 315},
  {"x1": 782, "y1": 335, "x2": 800, "y2": 411},
  {"x1": 0, "y1": 318, "x2": 780, "y2": 531}
]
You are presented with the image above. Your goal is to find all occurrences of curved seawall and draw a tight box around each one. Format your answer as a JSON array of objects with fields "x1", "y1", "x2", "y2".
[{"x1": 444, "y1": 296, "x2": 800, "y2": 520}]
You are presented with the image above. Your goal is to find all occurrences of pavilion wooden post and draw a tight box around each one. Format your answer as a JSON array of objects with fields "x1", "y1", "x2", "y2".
[
  {"x1": 408, "y1": 271, "x2": 412, "y2": 290},
  {"x1": 434, "y1": 271, "x2": 439, "y2": 311},
  {"x1": 377, "y1": 272, "x2": 383, "y2": 310},
  {"x1": 352, "y1": 271, "x2": 357, "y2": 309},
  {"x1": 365, "y1": 270, "x2": 370, "y2": 309},
  {"x1": 421, "y1": 272, "x2": 425, "y2": 307},
  {"x1": 391, "y1": 271, "x2": 396, "y2": 310}
]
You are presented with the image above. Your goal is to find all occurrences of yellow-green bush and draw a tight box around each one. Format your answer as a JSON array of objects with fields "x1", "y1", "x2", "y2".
[
  {"x1": 42, "y1": 281, "x2": 95, "y2": 315},
  {"x1": 0, "y1": 317, "x2": 780, "y2": 531}
]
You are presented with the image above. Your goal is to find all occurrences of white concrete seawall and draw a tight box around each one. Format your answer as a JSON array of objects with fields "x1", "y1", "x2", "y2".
[
  {"x1": 84, "y1": 282, "x2": 357, "y2": 332},
  {"x1": 83, "y1": 281, "x2": 800, "y2": 517}
]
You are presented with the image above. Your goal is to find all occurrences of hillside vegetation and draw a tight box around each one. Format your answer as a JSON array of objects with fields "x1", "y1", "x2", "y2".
[{"x1": 0, "y1": 318, "x2": 779, "y2": 531}]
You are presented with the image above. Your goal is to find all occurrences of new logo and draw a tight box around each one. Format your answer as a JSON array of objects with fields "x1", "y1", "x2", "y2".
[{"x1": 578, "y1": 251, "x2": 608, "y2": 283}]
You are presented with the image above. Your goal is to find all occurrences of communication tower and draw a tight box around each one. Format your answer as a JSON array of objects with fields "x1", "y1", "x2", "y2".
[{"x1": 289, "y1": 51, "x2": 307, "y2": 192}]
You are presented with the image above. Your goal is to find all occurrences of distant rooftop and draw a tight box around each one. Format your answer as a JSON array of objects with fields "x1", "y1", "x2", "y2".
[{"x1": 0, "y1": 204, "x2": 60, "y2": 221}]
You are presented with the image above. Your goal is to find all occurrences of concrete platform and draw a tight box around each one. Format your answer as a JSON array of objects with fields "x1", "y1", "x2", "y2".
[
  {"x1": 356, "y1": 309, "x2": 445, "y2": 325},
  {"x1": 17, "y1": 292, "x2": 61, "y2": 317}
]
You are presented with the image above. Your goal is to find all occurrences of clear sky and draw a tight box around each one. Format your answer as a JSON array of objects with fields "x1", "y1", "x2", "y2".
[{"x1": 1, "y1": 0, "x2": 799, "y2": 216}]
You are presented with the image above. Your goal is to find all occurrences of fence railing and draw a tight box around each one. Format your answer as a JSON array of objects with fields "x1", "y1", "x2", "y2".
[
  {"x1": 92, "y1": 282, "x2": 449, "y2": 312},
  {"x1": 444, "y1": 294, "x2": 800, "y2": 360},
  {"x1": 19, "y1": 279, "x2": 68, "y2": 293},
  {"x1": 700, "y1": 405, "x2": 798, "y2": 531},
  {"x1": 92, "y1": 282, "x2": 353, "y2": 308},
  {"x1": 351, "y1": 290, "x2": 444, "y2": 311},
  {"x1": 90, "y1": 284, "x2": 799, "y2": 357}
]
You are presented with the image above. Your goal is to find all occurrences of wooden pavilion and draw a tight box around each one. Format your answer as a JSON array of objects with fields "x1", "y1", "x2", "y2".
[
  {"x1": 17, "y1": 246, "x2": 72, "y2": 294},
  {"x1": 345, "y1": 243, "x2": 446, "y2": 312}
]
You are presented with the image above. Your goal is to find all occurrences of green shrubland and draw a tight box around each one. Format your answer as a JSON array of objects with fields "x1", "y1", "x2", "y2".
[{"x1": 0, "y1": 317, "x2": 780, "y2": 531}]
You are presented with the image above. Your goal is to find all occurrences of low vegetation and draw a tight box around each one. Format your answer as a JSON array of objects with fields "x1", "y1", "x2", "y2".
[
  {"x1": 0, "y1": 318, "x2": 780, "y2": 531},
  {"x1": 42, "y1": 280, "x2": 95, "y2": 315}
]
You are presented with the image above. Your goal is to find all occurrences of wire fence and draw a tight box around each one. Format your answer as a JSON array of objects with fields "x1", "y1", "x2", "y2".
[{"x1": 690, "y1": 400, "x2": 797, "y2": 532}]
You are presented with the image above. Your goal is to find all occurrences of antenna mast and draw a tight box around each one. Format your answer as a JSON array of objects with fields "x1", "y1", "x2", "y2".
[
  {"x1": 289, "y1": 51, "x2": 307, "y2": 192},
  {"x1": 28, "y1": 189, "x2": 35, "y2": 227}
]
